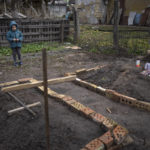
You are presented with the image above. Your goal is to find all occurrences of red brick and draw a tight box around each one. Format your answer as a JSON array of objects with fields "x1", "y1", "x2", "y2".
[
  {"x1": 80, "y1": 107, "x2": 95, "y2": 116},
  {"x1": 70, "y1": 102, "x2": 86, "y2": 111},
  {"x1": 85, "y1": 138, "x2": 105, "y2": 150},
  {"x1": 99, "y1": 131, "x2": 114, "y2": 148},
  {"x1": 61, "y1": 96, "x2": 77, "y2": 106},
  {"x1": 105, "y1": 90, "x2": 120, "y2": 102},
  {"x1": 102, "y1": 118, "x2": 117, "y2": 130},
  {"x1": 113, "y1": 125, "x2": 128, "y2": 144},
  {"x1": 51, "y1": 94, "x2": 66, "y2": 102},
  {"x1": 90, "y1": 113, "x2": 105, "y2": 124},
  {"x1": 62, "y1": 96, "x2": 73, "y2": 101},
  {"x1": 90, "y1": 113, "x2": 117, "y2": 130},
  {"x1": 65, "y1": 99, "x2": 76, "y2": 105}
]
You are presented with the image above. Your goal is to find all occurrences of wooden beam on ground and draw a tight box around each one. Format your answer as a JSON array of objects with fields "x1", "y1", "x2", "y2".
[
  {"x1": 0, "y1": 81, "x2": 18, "y2": 88},
  {"x1": 1, "y1": 76, "x2": 76, "y2": 92},
  {"x1": 0, "y1": 78, "x2": 32, "y2": 88},
  {"x1": 7, "y1": 92, "x2": 36, "y2": 116},
  {"x1": 8, "y1": 102, "x2": 41, "y2": 115}
]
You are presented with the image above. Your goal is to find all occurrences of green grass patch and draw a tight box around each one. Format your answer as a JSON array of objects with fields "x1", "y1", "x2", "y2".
[
  {"x1": 0, "y1": 42, "x2": 69, "y2": 56},
  {"x1": 78, "y1": 25, "x2": 150, "y2": 56}
]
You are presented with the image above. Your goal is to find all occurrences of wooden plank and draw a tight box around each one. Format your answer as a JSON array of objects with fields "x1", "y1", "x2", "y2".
[
  {"x1": 8, "y1": 102, "x2": 41, "y2": 115},
  {"x1": 0, "y1": 81, "x2": 18, "y2": 88},
  {"x1": 1, "y1": 76, "x2": 76, "y2": 92},
  {"x1": 7, "y1": 92, "x2": 36, "y2": 116},
  {"x1": 0, "y1": 78, "x2": 31, "y2": 88}
]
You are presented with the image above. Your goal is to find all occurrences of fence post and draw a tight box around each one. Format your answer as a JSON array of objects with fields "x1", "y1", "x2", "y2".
[
  {"x1": 113, "y1": 0, "x2": 119, "y2": 50},
  {"x1": 61, "y1": 20, "x2": 64, "y2": 43},
  {"x1": 73, "y1": 7, "x2": 80, "y2": 43}
]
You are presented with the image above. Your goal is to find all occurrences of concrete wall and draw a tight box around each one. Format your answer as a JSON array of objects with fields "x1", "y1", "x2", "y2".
[{"x1": 77, "y1": 0, "x2": 107, "y2": 24}]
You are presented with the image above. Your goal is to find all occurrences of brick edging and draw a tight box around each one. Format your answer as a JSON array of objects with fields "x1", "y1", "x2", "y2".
[
  {"x1": 0, "y1": 78, "x2": 132, "y2": 150},
  {"x1": 30, "y1": 78, "x2": 132, "y2": 150},
  {"x1": 74, "y1": 78, "x2": 150, "y2": 112}
]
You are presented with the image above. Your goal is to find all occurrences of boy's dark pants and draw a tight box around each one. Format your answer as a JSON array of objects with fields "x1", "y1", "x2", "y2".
[{"x1": 11, "y1": 47, "x2": 21, "y2": 63}]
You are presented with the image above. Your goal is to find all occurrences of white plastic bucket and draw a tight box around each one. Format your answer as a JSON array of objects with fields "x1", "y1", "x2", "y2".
[{"x1": 136, "y1": 60, "x2": 140, "y2": 67}]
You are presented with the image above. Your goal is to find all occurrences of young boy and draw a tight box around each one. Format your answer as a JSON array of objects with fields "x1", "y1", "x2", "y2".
[{"x1": 6, "y1": 21, "x2": 23, "y2": 66}]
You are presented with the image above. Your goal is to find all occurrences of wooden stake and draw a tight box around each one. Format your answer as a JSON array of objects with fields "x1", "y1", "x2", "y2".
[
  {"x1": 8, "y1": 102, "x2": 41, "y2": 115},
  {"x1": 0, "y1": 78, "x2": 31, "y2": 88},
  {"x1": 7, "y1": 92, "x2": 36, "y2": 116},
  {"x1": 42, "y1": 48, "x2": 50, "y2": 150}
]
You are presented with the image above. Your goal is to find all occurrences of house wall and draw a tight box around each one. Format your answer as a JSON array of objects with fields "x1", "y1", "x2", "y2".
[
  {"x1": 77, "y1": 0, "x2": 150, "y2": 25},
  {"x1": 125, "y1": 0, "x2": 150, "y2": 16}
]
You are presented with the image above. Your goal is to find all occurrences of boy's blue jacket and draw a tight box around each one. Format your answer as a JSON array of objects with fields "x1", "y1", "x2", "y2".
[{"x1": 6, "y1": 21, "x2": 23, "y2": 48}]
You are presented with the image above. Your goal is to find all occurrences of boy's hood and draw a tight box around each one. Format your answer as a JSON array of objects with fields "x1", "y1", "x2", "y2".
[{"x1": 9, "y1": 21, "x2": 18, "y2": 30}]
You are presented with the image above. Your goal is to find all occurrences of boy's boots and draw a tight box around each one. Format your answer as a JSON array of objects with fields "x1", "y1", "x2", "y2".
[
  {"x1": 14, "y1": 61, "x2": 22, "y2": 66},
  {"x1": 18, "y1": 61, "x2": 23, "y2": 66},
  {"x1": 14, "y1": 62, "x2": 18, "y2": 67}
]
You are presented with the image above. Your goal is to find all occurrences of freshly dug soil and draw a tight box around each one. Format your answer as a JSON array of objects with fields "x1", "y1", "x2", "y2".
[
  {"x1": 79, "y1": 62, "x2": 150, "y2": 103},
  {"x1": 49, "y1": 82, "x2": 150, "y2": 150},
  {"x1": 0, "y1": 49, "x2": 150, "y2": 150},
  {"x1": 0, "y1": 88, "x2": 103, "y2": 150}
]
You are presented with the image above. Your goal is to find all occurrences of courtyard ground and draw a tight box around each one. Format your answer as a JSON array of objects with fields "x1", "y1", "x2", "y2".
[{"x1": 0, "y1": 48, "x2": 150, "y2": 150}]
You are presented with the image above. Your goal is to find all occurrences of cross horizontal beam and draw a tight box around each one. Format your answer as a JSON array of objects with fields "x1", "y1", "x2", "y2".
[{"x1": 1, "y1": 76, "x2": 76, "y2": 92}]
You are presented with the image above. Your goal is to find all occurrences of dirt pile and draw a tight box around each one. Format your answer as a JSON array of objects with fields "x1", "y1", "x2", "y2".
[{"x1": 79, "y1": 63, "x2": 150, "y2": 102}]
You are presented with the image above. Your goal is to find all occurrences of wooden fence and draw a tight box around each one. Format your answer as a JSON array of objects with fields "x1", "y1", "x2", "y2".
[{"x1": 0, "y1": 19, "x2": 70, "y2": 47}]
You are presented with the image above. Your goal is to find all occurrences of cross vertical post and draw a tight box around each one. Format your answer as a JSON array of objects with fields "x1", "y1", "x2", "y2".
[{"x1": 42, "y1": 48, "x2": 50, "y2": 150}]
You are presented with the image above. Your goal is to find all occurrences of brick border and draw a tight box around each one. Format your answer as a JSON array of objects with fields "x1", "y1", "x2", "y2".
[
  {"x1": 74, "y1": 78, "x2": 150, "y2": 112},
  {"x1": 0, "y1": 78, "x2": 133, "y2": 150},
  {"x1": 30, "y1": 78, "x2": 132, "y2": 150},
  {"x1": 65, "y1": 65, "x2": 150, "y2": 112}
]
